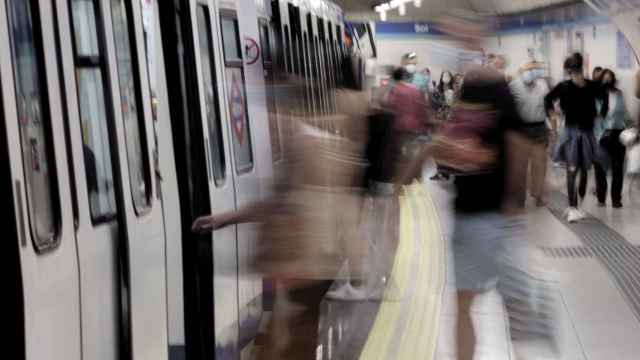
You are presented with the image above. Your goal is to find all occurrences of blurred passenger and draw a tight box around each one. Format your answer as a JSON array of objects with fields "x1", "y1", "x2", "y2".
[
  {"x1": 592, "y1": 66, "x2": 603, "y2": 82},
  {"x1": 509, "y1": 62, "x2": 553, "y2": 207},
  {"x1": 545, "y1": 53, "x2": 608, "y2": 222},
  {"x1": 192, "y1": 71, "x2": 369, "y2": 358},
  {"x1": 430, "y1": 70, "x2": 456, "y2": 181},
  {"x1": 594, "y1": 69, "x2": 634, "y2": 208},
  {"x1": 384, "y1": 66, "x2": 433, "y2": 182},
  {"x1": 430, "y1": 11, "x2": 526, "y2": 360},
  {"x1": 401, "y1": 52, "x2": 430, "y2": 95}
]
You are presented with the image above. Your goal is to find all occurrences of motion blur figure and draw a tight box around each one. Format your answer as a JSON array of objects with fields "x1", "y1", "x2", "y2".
[
  {"x1": 192, "y1": 57, "x2": 371, "y2": 359},
  {"x1": 384, "y1": 67, "x2": 434, "y2": 182},
  {"x1": 401, "y1": 52, "x2": 430, "y2": 95}
]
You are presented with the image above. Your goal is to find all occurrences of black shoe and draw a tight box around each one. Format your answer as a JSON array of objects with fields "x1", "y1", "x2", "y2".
[
  {"x1": 597, "y1": 202, "x2": 606, "y2": 208},
  {"x1": 612, "y1": 201, "x2": 623, "y2": 209}
]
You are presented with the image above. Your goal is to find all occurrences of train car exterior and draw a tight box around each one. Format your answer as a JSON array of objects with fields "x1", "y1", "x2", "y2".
[{"x1": 1, "y1": 0, "x2": 345, "y2": 360}]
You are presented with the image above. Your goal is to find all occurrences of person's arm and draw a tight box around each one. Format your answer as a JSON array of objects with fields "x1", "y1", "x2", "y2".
[
  {"x1": 620, "y1": 92, "x2": 635, "y2": 128},
  {"x1": 544, "y1": 82, "x2": 562, "y2": 118},
  {"x1": 191, "y1": 199, "x2": 277, "y2": 234}
]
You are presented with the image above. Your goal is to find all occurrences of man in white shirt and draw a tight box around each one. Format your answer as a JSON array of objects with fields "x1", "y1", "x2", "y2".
[{"x1": 509, "y1": 62, "x2": 555, "y2": 207}]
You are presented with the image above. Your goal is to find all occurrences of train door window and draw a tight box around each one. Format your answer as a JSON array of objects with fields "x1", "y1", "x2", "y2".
[
  {"x1": 283, "y1": 25, "x2": 291, "y2": 73},
  {"x1": 220, "y1": 11, "x2": 253, "y2": 173},
  {"x1": 197, "y1": 5, "x2": 226, "y2": 185},
  {"x1": 259, "y1": 23, "x2": 272, "y2": 63},
  {"x1": 110, "y1": 0, "x2": 152, "y2": 213},
  {"x1": 259, "y1": 21, "x2": 282, "y2": 162},
  {"x1": 7, "y1": 0, "x2": 61, "y2": 250},
  {"x1": 69, "y1": 0, "x2": 118, "y2": 222}
]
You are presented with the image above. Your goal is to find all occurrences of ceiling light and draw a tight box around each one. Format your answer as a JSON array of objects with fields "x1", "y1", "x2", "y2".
[{"x1": 399, "y1": 3, "x2": 406, "y2": 16}]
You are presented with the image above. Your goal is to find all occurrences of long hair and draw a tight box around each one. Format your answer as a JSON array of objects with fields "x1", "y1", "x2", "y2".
[{"x1": 438, "y1": 71, "x2": 454, "y2": 94}]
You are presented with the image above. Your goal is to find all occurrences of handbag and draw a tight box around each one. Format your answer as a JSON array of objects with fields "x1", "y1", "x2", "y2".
[{"x1": 430, "y1": 102, "x2": 499, "y2": 174}]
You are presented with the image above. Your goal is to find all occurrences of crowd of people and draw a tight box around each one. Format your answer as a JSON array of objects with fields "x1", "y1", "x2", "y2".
[{"x1": 187, "y1": 9, "x2": 640, "y2": 360}]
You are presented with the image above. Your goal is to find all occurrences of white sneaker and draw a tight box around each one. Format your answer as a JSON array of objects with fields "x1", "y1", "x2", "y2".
[
  {"x1": 566, "y1": 208, "x2": 585, "y2": 223},
  {"x1": 326, "y1": 283, "x2": 368, "y2": 301}
]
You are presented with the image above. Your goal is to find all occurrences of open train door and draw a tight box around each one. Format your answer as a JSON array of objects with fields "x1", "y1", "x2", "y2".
[{"x1": 0, "y1": 0, "x2": 81, "y2": 359}]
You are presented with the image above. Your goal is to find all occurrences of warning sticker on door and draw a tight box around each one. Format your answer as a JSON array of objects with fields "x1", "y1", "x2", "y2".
[{"x1": 229, "y1": 71, "x2": 245, "y2": 144}]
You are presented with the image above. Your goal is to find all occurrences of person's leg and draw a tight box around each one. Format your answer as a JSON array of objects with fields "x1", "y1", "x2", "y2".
[
  {"x1": 530, "y1": 141, "x2": 548, "y2": 205},
  {"x1": 510, "y1": 138, "x2": 531, "y2": 207},
  {"x1": 457, "y1": 290, "x2": 477, "y2": 360},
  {"x1": 610, "y1": 139, "x2": 626, "y2": 206},
  {"x1": 566, "y1": 167, "x2": 579, "y2": 208},
  {"x1": 578, "y1": 166, "x2": 589, "y2": 202},
  {"x1": 594, "y1": 162, "x2": 608, "y2": 204}
]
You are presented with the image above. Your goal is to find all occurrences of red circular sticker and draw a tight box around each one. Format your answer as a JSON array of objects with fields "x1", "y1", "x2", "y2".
[{"x1": 244, "y1": 37, "x2": 260, "y2": 65}]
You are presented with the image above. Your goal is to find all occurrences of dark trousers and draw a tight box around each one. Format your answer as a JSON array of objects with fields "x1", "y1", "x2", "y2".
[
  {"x1": 567, "y1": 167, "x2": 588, "y2": 207},
  {"x1": 595, "y1": 130, "x2": 626, "y2": 204}
]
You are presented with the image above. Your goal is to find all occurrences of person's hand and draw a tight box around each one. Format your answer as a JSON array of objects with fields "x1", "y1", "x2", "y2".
[{"x1": 191, "y1": 214, "x2": 229, "y2": 234}]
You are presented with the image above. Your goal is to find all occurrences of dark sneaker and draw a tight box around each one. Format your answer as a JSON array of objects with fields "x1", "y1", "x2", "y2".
[{"x1": 612, "y1": 202, "x2": 623, "y2": 209}]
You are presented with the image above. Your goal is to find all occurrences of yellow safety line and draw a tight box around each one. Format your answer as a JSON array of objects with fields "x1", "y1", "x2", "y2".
[
  {"x1": 359, "y1": 184, "x2": 446, "y2": 360},
  {"x1": 359, "y1": 190, "x2": 414, "y2": 359}
]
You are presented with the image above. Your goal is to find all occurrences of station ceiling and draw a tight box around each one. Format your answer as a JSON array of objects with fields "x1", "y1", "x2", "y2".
[{"x1": 337, "y1": 0, "x2": 579, "y2": 21}]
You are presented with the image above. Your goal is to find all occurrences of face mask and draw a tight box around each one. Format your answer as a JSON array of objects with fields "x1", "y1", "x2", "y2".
[
  {"x1": 442, "y1": 74, "x2": 452, "y2": 84},
  {"x1": 405, "y1": 64, "x2": 417, "y2": 74},
  {"x1": 522, "y1": 70, "x2": 536, "y2": 85}
]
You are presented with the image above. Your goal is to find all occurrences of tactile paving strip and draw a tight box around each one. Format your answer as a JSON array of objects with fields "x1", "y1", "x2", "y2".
[{"x1": 547, "y1": 190, "x2": 640, "y2": 321}]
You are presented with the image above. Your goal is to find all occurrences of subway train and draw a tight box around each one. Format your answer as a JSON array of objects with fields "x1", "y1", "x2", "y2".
[{"x1": 0, "y1": 0, "x2": 354, "y2": 359}]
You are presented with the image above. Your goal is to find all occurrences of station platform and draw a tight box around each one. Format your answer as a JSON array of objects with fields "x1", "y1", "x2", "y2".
[{"x1": 306, "y1": 162, "x2": 640, "y2": 360}]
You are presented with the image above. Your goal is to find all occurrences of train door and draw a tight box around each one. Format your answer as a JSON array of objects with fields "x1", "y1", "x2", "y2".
[
  {"x1": 191, "y1": 1, "x2": 241, "y2": 357},
  {"x1": 219, "y1": 4, "x2": 268, "y2": 347},
  {"x1": 58, "y1": 0, "x2": 168, "y2": 358},
  {"x1": 0, "y1": 0, "x2": 81, "y2": 359}
]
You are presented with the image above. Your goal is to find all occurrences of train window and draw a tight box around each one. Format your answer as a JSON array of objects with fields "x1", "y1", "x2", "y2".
[
  {"x1": 71, "y1": 0, "x2": 101, "y2": 57},
  {"x1": 7, "y1": 0, "x2": 61, "y2": 250},
  {"x1": 70, "y1": 0, "x2": 118, "y2": 222},
  {"x1": 259, "y1": 20, "x2": 282, "y2": 162},
  {"x1": 111, "y1": 0, "x2": 152, "y2": 213},
  {"x1": 259, "y1": 23, "x2": 272, "y2": 63},
  {"x1": 283, "y1": 25, "x2": 291, "y2": 73},
  {"x1": 197, "y1": 5, "x2": 226, "y2": 185},
  {"x1": 221, "y1": 17, "x2": 242, "y2": 62},
  {"x1": 221, "y1": 12, "x2": 253, "y2": 173}
]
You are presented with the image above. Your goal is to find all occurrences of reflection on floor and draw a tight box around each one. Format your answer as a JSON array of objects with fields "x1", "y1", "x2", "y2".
[{"x1": 311, "y1": 163, "x2": 640, "y2": 360}]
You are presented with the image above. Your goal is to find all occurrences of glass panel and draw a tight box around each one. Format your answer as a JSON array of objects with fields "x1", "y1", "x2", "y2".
[
  {"x1": 221, "y1": 17, "x2": 241, "y2": 62},
  {"x1": 197, "y1": 5, "x2": 226, "y2": 186},
  {"x1": 284, "y1": 26, "x2": 291, "y2": 72},
  {"x1": 8, "y1": 0, "x2": 58, "y2": 247},
  {"x1": 77, "y1": 68, "x2": 117, "y2": 221},
  {"x1": 111, "y1": 0, "x2": 150, "y2": 213},
  {"x1": 259, "y1": 24, "x2": 271, "y2": 63},
  {"x1": 225, "y1": 67, "x2": 253, "y2": 172},
  {"x1": 71, "y1": 0, "x2": 100, "y2": 57}
]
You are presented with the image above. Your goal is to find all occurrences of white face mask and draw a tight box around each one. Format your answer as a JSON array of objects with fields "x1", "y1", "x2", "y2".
[
  {"x1": 405, "y1": 64, "x2": 417, "y2": 74},
  {"x1": 442, "y1": 74, "x2": 452, "y2": 84},
  {"x1": 522, "y1": 70, "x2": 536, "y2": 85}
]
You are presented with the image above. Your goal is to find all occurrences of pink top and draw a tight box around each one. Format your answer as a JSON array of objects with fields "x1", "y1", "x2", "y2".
[{"x1": 384, "y1": 82, "x2": 430, "y2": 133}]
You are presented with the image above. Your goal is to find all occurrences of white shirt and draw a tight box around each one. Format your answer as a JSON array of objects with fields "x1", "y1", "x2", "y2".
[{"x1": 509, "y1": 78, "x2": 549, "y2": 124}]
